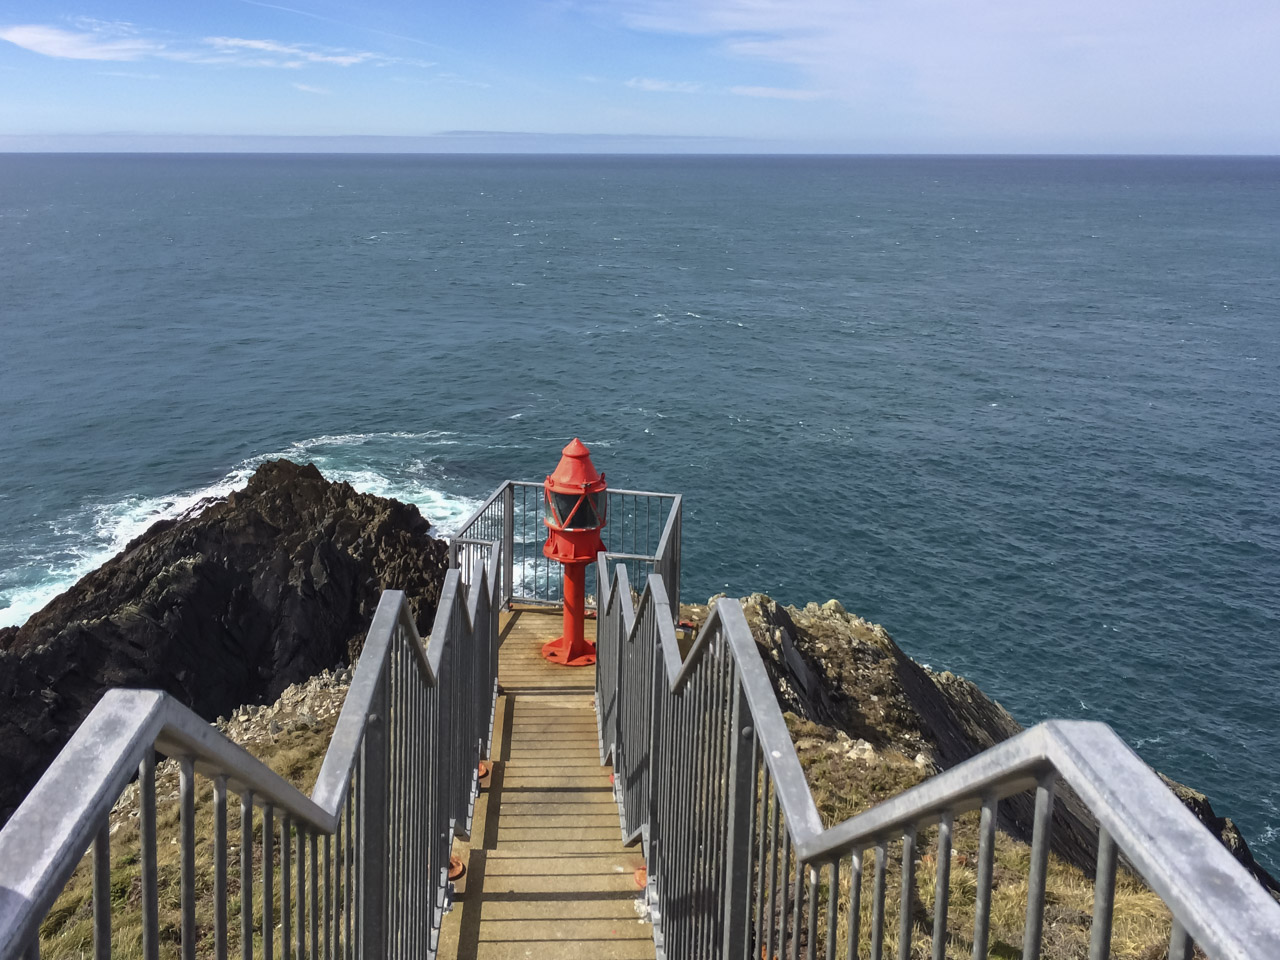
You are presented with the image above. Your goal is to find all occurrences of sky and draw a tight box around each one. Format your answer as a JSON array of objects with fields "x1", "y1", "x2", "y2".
[{"x1": 1, "y1": 0, "x2": 1278, "y2": 153}]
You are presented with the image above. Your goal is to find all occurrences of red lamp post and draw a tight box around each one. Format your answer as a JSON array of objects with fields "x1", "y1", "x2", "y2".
[{"x1": 541, "y1": 438, "x2": 607, "y2": 666}]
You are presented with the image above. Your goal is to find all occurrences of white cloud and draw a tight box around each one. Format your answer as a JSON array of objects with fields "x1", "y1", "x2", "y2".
[
  {"x1": 0, "y1": 20, "x2": 407, "y2": 71},
  {"x1": 0, "y1": 24, "x2": 161, "y2": 60},
  {"x1": 292, "y1": 82, "x2": 330, "y2": 94},
  {"x1": 596, "y1": 0, "x2": 1280, "y2": 147},
  {"x1": 99, "y1": 70, "x2": 163, "y2": 80},
  {"x1": 730, "y1": 85, "x2": 823, "y2": 101},
  {"x1": 204, "y1": 37, "x2": 377, "y2": 67},
  {"x1": 626, "y1": 76, "x2": 701, "y2": 93}
]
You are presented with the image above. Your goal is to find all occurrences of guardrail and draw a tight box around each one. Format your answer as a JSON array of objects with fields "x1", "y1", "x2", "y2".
[
  {"x1": 0, "y1": 545, "x2": 502, "y2": 960},
  {"x1": 595, "y1": 560, "x2": 1280, "y2": 960},
  {"x1": 449, "y1": 480, "x2": 680, "y2": 612}
]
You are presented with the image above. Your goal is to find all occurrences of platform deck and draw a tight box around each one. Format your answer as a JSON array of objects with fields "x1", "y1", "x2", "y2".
[{"x1": 437, "y1": 607, "x2": 654, "y2": 960}]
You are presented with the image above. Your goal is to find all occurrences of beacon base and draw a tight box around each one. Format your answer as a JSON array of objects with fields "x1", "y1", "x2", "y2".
[{"x1": 540, "y1": 635, "x2": 597, "y2": 666}]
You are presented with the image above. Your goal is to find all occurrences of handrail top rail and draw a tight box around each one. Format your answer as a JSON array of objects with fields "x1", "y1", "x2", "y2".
[{"x1": 507, "y1": 480, "x2": 679, "y2": 500}]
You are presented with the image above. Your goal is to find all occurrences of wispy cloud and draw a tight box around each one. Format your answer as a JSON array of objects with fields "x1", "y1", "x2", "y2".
[
  {"x1": 233, "y1": 0, "x2": 446, "y2": 51},
  {"x1": 626, "y1": 76, "x2": 701, "y2": 93},
  {"x1": 291, "y1": 82, "x2": 330, "y2": 94},
  {"x1": 435, "y1": 71, "x2": 491, "y2": 88},
  {"x1": 0, "y1": 19, "x2": 412, "y2": 71},
  {"x1": 597, "y1": 0, "x2": 1280, "y2": 144},
  {"x1": 204, "y1": 36, "x2": 377, "y2": 67},
  {"x1": 0, "y1": 24, "x2": 160, "y2": 61},
  {"x1": 99, "y1": 70, "x2": 163, "y2": 80},
  {"x1": 730, "y1": 85, "x2": 823, "y2": 100}
]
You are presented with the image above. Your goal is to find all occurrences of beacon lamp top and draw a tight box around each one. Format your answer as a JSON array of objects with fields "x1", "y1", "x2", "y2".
[{"x1": 543, "y1": 438, "x2": 607, "y2": 565}]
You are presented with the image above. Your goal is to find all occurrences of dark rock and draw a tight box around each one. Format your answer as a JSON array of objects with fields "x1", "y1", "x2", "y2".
[
  {"x1": 1158, "y1": 773, "x2": 1280, "y2": 896},
  {"x1": 0, "y1": 460, "x2": 449, "y2": 826}
]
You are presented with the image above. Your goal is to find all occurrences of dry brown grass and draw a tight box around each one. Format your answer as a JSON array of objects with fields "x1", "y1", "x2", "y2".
[
  {"x1": 788, "y1": 715, "x2": 1199, "y2": 960},
  {"x1": 38, "y1": 708, "x2": 340, "y2": 960}
]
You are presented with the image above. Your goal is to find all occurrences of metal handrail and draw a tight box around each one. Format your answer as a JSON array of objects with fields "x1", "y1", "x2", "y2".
[
  {"x1": 596, "y1": 560, "x2": 1280, "y2": 960},
  {"x1": 449, "y1": 480, "x2": 681, "y2": 612},
  {"x1": 0, "y1": 542, "x2": 502, "y2": 960}
]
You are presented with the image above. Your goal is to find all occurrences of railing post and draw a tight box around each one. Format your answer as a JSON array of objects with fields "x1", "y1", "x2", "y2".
[
  {"x1": 671, "y1": 500, "x2": 681, "y2": 614},
  {"x1": 358, "y1": 664, "x2": 389, "y2": 960},
  {"x1": 721, "y1": 674, "x2": 756, "y2": 960},
  {"x1": 502, "y1": 482, "x2": 515, "y2": 609}
]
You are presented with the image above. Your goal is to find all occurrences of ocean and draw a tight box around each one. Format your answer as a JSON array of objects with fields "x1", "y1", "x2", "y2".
[{"x1": 1, "y1": 153, "x2": 1277, "y2": 865}]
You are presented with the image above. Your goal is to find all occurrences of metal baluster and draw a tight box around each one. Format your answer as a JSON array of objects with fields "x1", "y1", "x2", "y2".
[
  {"x1": 241, "y1": 791, "x2": 254, "y2": 960},
  {"x1": 716, "y1": 650, "x2": 737, "y2": 959},
  {"x1": 1168, "y1": 920, "x2": 1194, "y2": 960},
  {"x1": 788, "y1": 853, "x2": 804, "y2": 960},
  {"x1": 932, "y1": 813, "x2": 953, "y2": 960},
  {"x1": 206, "y1": 776, "x2": 225, "y2": 960},
  {"x1": 282, "y1": 815, "x2": 292, "y2": 959},
  {"x1": 264, "y1": 805, "x2": 275, "y2": 960},
  {"x1": 360, "y1": 665, "x2": 389, "y2": 958},
  {"x1": 845, "y1": 851, "x2": 863, "y2": 960},
  {"x1": 92, "y1": 821, "x2": 111, "y2": 960},
  {"x1": 826, "y1": 861, "x2": 840, "y2": 960},
  {"x1": 334, "y1": 809, "x2": 344, "y2": 960},
  {"x1": 898, "y1": 827, "x2": 916, "y2": 960},
  {"x1": 410, "y1": 659, "x2": 421, "y2": 960},
  {"x1": 345, "y1": 775, "x2": 354, "y2": 960},
  {"x1": 680, "y1": 665, "x2": 698, "y2": 959},
  {"x1": 972, "y1": 797, "x2": 997, "y2": 960},
  {"x1": 756, "y1": 765, "x2": 773, "y2": 955},
  {"x1": 765, "y1": 776, "x2": 782, "y2": 960},
  {"x1": 324, "y1": 832, "x2": 332, "y2": 960},
  {"x1": 723, "y1": 673, "x2": 757, "y2": 960},
  {"x1": 869, "y1": 842, "x2": 886, "y2": 960},
  {"x1": 695, "y1": 647, "x2": 717, "y2": 959},
  {"x1": 140, "y1": 752, "x2": 159, "y2": 960},
  {"x1": 806, "y1": 864, "x2": 820, "y2": 960},
  {"x1": 391, "y1": 640, "x2": 403, "y2": 958},
  {"x1": 179, "y1": 757, "x2": 196, "y2": 960},
  {"x1": 1089, "y1": 828, "x2": 1117, "y2": 960},
  {"x1": 296, "y1": 825, "x2": 306, "y2": 960},
  {"x1": 776, "y1": 828, "x2": 792, "y2": 959},
  {"x1": 1023, "y1": 774, "x2": 1056, "y2": 960},
  {"x1": 310, "y1": 832, "x2": 319, "y2": 960}
]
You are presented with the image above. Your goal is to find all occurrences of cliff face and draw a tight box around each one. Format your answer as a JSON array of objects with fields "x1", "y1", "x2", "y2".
[
  {"x1": 0, "y1": 460, "x2": 449, "y2": 826},
  {"x1": 696, "y1": 593, "x2": 1279, "y2": 897}
]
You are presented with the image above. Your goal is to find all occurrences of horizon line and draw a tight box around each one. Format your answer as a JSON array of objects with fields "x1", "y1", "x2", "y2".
[{"x1": 1, "y1": 133, "x2": 1277, "y2": 158}]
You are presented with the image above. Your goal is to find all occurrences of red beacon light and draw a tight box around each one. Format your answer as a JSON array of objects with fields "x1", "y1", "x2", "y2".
[{"x1": 541, "y1": 438, "x2": 607, "y2": 666}]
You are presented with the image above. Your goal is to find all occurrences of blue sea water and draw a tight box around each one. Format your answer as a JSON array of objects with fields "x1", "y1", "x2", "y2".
[{"x1": 1, "y1": 154, "x2": 1277, "y2": 864}]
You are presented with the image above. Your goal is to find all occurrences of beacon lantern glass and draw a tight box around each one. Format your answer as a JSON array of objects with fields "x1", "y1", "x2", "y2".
[
  {"x1": 540, "y1": 438, "x2": 608, "y2": 666},
  {"x1": 549, "y1": 490, "x2": 605, "y2": 530}
]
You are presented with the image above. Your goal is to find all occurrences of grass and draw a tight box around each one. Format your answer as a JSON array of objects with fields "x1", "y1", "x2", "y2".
[
  {"x1": 37, "y1": 693, "x2": 344, "y2": 960},
  {"x1": 786, "y1": 715, "x2": 1203, "y2": 960}
]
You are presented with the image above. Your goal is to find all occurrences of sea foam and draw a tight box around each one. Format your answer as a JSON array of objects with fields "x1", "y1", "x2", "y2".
[{"x1": 0, "y1": 432, "x2": 482, "y2": 629}]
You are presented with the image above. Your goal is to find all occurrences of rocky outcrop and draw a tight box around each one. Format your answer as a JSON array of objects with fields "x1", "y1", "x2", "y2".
[
  {"x1": 0, "y1": 460, "x2": 449, "y2": 826},
  {"x1": 690, "y1": 593, "x2": 1279, "y2": 897}
]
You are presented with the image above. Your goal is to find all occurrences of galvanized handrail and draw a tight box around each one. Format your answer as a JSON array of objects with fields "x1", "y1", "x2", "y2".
[
  {"x1": 596, "y1": 559, "x2": 1280, "y2": 960},
  {"x1": 449, "y1": 480, "x2": 681, "y2": 612},
  {"x1": 0, "y1": 542, "x2": 502, "y2": 960}
]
